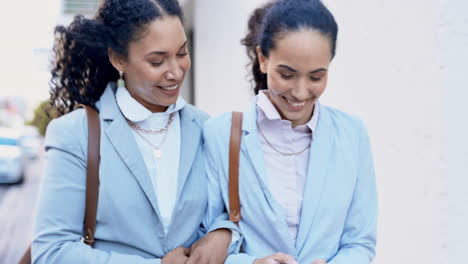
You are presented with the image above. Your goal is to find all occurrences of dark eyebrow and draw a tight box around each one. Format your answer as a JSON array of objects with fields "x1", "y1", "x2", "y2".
[
  {"x1": 278, "y1": 64, "x2": 297, "y2": 72},
  {"x1": 278, "y1": 64, "x2": 328, "y2": 74},
  {"x1": 179, "y1": 41, "x2": 188, "y2": 49},
  {"x1": 146, "y1": 41, "x2": 188, "y2": 56},
  {"x1": 310, "y1": 68, "x2": 328, "y2": 74}
]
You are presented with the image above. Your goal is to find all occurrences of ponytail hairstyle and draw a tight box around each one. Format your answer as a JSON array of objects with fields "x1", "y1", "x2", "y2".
[
  {"x1": 242, "y1": 0, "x2": 338, "y2": 94},
  {"x1": 241, "y1": 1, "x2": 275, "y2": 95},
  {"x1": 50, "y1": 0, "x2": 183, "y2": 115}
]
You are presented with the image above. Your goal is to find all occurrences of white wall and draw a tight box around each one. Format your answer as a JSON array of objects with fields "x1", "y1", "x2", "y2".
[
  {"x1": 194, "y1": 0, "x2": 266, "y2": 115},
  {"x1": 194, "y1": 0, "x2": 450, "y2": 263},
  {"x1": 322, "y1": 0, "x2": 445, "y2": 263},
  {"x1": 441, "y1": 0, "x2": 468, "y2": 263}
]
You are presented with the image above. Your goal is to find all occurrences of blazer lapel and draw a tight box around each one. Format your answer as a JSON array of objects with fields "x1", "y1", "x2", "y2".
[
  {"x1": 99, "y1": 85, "x2": 163, "y2": 222},
  {"x1": 175, "y1": 107, "x2": 201, "y2": 201},
  {"x1": 295, "y1": 106, "x2": 334, "y2": 253},
  {"x1": 242, "y1": 104, "x2": 293, "y2": 249},
  {"x1": 241, "y1": 104, "x2": 268, "y2": 188}
]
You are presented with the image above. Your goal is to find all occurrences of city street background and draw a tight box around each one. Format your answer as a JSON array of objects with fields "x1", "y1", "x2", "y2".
[
  {"x1": 0, "y1": 157, "x2": 44, "y2": 263},
  {"x1": 1, "y1": 0, "x2": 467, "y2": 263}
]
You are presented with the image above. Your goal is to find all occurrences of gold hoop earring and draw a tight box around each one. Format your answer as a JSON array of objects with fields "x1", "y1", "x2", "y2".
[{"x1": 117, "y1": 71, "x2": 125, "y2": 88}]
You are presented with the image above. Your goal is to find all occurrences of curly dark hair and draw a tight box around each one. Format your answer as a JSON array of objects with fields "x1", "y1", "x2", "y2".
[
  {"x1": 241, "y1": 1, "x2": 275, "y2": 95},
  {"x1": 241, "y1": 0, "x2": 338, "y2": 95},
  {"x1": 50, "y1": 0, "x2": 183, "y2": 115}
]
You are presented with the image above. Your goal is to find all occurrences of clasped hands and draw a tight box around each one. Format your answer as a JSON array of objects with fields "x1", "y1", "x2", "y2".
[
  {"x1": 161, "y1": 228, "x2": 326, "y2": 264},
  {"x1": 161, "y1": 228, "x2": 231, "y2": 264}
]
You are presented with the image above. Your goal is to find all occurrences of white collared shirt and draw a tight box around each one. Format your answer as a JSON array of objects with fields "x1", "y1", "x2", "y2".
[
  {"x1": 116, "y1": 86, "x2": 186, "y2": 233},
  {"x1": 256, "y1": 91, "x2": 319, "y2": 242}
]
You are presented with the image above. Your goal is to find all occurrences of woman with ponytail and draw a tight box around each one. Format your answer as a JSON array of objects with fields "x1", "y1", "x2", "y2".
[
  {"x1": 203, "y1": 0, "x2": 378, "y2": 263},
  {"x1": 32, "y1": 0, "x2": 233, "y2": 263}
]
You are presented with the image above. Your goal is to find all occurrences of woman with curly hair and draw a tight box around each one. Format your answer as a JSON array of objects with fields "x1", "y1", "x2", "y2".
[
  {"x1": 32, "y1": 0, "x2": 233, "y2": 263},
  {"x1": 203, "y1": 0, "x2": 378, "y2": 263}
]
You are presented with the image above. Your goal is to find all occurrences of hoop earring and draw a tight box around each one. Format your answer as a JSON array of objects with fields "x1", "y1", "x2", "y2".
[{"x1": 117, "y1": 71, "x2": 125, "y2": 88}]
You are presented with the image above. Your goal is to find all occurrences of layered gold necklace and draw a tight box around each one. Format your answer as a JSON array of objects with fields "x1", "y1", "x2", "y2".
[{"x1": 126, "y1": 112, "x2": 175, "y2": 159}]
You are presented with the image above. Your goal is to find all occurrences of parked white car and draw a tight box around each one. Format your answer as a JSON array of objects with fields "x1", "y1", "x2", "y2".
[{"x1": 0, "y1": 128, "x2": 25, "y2": 184}]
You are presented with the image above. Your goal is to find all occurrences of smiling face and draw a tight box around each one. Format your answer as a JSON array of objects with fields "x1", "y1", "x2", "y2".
[
  {"x1": 257, "y1": 29, "x2": 332, "y2": 127},
  {"x1": 110, "y1": 16, "x2": 190, "y2": 112}
]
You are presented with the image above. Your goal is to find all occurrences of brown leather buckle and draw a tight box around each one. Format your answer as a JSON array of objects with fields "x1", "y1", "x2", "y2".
[
  {"x1": 81, "y1": 235, "x2": 95, "y2": 244},
  {"x1": 229, "y1": 210, "x2": 241, "y2": 223}
]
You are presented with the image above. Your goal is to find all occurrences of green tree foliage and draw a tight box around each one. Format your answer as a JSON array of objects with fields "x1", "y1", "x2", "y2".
[{"x1": 26, "y1": 101, "x2": 58, "y2": 136}]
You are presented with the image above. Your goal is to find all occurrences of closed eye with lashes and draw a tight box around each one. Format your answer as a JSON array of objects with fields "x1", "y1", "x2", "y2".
[
  {"x1": 280, "y1": 73, "x2": 293, "y2": 79},
  {"x1": 151, "y1": 61, "x2": 164, "y2": 66}
]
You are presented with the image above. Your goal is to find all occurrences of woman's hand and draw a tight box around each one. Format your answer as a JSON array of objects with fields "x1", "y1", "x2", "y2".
[
  {"x1": 311, "y1": 259, "x2": 327, "y2": 264},
  {"x1": 253, "y1": 253, "x2": 298, "y2": 264},
  {"x1": 161, "y1": 247, "x2": 190, "y2": 264},
  {"x1": 186, "y1": 228, "x2": 232, "y2": 264}
]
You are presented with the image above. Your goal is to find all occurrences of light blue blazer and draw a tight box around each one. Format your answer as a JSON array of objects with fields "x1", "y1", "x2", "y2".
[
  {"x1": 32, "y1": 84, "x2": 209, "y2": 264},
  {"x1": 203, "y1": 101, "x2": 378, "y2": 264}
]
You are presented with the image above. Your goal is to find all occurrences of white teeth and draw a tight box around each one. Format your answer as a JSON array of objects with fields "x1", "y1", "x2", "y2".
[
  {"x1": 287, "y1": 99, "x2": 306, "y2": 107},
  {"x1": 161, "y1": 85, "x2": 178, "y2": 91}
]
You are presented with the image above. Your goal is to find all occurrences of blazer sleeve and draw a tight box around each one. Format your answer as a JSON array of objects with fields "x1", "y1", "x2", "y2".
[
  {"x1": 328, "y1": 120, "x2": 378, "y2": 264},
  {"x1": 202, "y1": 120, "x2": 242, "y2": 254},
  {"x1": 32, "y1": 111, "x2": 161, "y2": 264}
]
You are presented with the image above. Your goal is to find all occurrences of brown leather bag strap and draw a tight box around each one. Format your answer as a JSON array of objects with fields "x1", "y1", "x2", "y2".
[
  {"x1": 18, "y1": 105, "x2": 101, "y2": 264},
  {"x1": 228, "y1": 111, "x2": 243, "y2": 224},
  {"x1": 81, "y1": 105, "x2": 101, "y2": 247},
  {"x1": 17, "y1": 246, "x2": 31, "y2": 264}
]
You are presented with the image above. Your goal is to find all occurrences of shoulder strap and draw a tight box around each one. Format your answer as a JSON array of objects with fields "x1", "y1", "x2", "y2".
[
  {"x1": 18, "y1": 105, "x2": 101, "y2": 264},
  {"x1": 229, "y1": 111, "x2": 243, "y2": 224},
  {"x1": 81, "y1": 105, "x2": 101, "y2": 247}
]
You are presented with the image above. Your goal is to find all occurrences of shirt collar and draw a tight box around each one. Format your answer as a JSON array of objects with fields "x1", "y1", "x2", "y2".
[
  {"x1": 116, "y1": 85, "x2": 186, "y2": 122},
  {"x1": 257, "y1": 90, "x2": 320, "y2": 133}
]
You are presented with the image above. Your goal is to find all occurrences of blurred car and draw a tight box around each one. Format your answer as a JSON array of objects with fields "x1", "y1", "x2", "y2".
[
  {"x1": 0, "y1": 128, "x2": 25, "y2": 184},
  {"x1": 20, "y1": 125, "x2": 43, "y2": 159}
]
